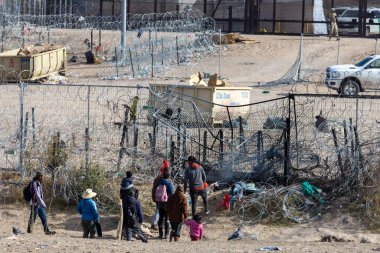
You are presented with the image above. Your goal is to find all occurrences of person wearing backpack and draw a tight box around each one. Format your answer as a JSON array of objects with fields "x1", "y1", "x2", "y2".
[
  {"x1": 184, "y1": 156, "x2": 209, "y2": 216},
  {"x1": 123, "y1": 188, "x2": 148, "y2": 242},
  {"x1": 155, "y1": 169, "x2": 174, "y2": 240},
  {"x1": 151, "y1": 160, "x2": 170, "y2": 230},
  {"x1": 26, "y1": 172, "x2": 55, "y2": 235}
]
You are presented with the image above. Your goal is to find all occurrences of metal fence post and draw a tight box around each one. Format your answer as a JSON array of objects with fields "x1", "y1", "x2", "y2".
[
  {"x1": 228, "y1": 6, "x2": 232, "y2": 33},
  {"x1": 301, "y1": 0, "x2": 306, "y2": 34},
  {"x1": 19, "y1": 82, "x2": 25, "y2": 177}
]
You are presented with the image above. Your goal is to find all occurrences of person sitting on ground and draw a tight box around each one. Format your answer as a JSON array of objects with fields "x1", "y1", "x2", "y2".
[
  {"x1": 27, "y1": 171, "x2": 55, "y2": 235},
  {"x1": 156, "y1": 168, "x2": 174, "y2": 240},
  {"x1": 123, "y1": 187, "x2": 148, "y2": 242},
  {"x1": 184, "y1": 214, "x2": 204, "y2": 241},
  {"x1": 151, "y1": 160, "x2": 170, "y2": 230},
  {"x1": 77, "y1": 189, "x2": 99, "y2": 239},
  {"x1": 184, "y1": 156, "x2": 209, "y2": 216},
  {"x1": 167, "y1": 184, "x2": 188, "y2": 242}
]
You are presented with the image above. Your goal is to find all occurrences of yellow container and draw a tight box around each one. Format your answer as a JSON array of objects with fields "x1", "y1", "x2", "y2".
[
  {"x1": 0, "y1": 46, "x2": 66, "y2": 81},
  {"x1": 149, "y1": 84, "x2": 251, "y2": 125}
]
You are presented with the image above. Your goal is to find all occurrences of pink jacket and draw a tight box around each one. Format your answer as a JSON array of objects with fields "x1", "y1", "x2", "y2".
[{"x1": 184, "y1": 219, "x2": 204, "y2": 239}]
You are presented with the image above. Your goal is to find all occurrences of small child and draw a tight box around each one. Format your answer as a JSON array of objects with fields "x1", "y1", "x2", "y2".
[{"x1": 184, "y1": 214, "x2": 204, "y2": 241}]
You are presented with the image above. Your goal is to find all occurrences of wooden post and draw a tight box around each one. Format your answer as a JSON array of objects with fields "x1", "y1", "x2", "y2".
[
  {"x1": 154, "y1": 0, "x2": 157, "y2": 13},
  {"x1": 176, "y1": 36, "x2": 179, "y2": 66},
  {"x1": 239, "y1": 116, "x2": 244, "y2": 152},
  {"x1": 99, "y1": 28, "x2": 102, "y2": 47},
  {"x1": 203, "y1": 131, "x2": 207, "y2": 163},
  {"x1": 332, "y1": 127, "x2": 345, "y2": 179},
  {"x1": 283, "y1": 118, "x2": 291, "y2": 186},
  {"x1": 117, "y1": 106, "x2": 130, "y2": 171},
  {"x1": 150, "y1": 31, "x2": 154, "y2": 78},
  {"x1": 31, "y1": 107, "x2": 35, "y2": 143},
  {"x1": 219, "y1": 130, "x2": 224, "y2": 161},
  {"x1": 152, "y1": 117, "x2": 157, "y2": 154},
  {"x1": 85, "y1": 127, "x2": 90, "y2": 171},
  {"x1": 161, "y1": 38, "x2": 164, "y2": 66},
  {"x1": 204, "y1": 0, "x2": 207, "y2": 15},
  {"x1": 228, "y1": 6, "x2": 232, "y2": 33},
  {"x1": 132, "y1": 117, "x2": 138, "y2": 167},
  {"x1": 115, "y1": 47, "x2": 119, "y2": 78},
  {"x1": 182, "y1": 128, "x2": 187, "y2": 168},
  {"x1": 257, "y1": 130, "x2": 263, "y2": 168},
  {"x1": 90, "y1": 29, "x2": 93, "y2": 51},
  {"x1": 176, "y1": 4, "x2": 179, "y2": 12},
  {"x1": 177, "y1": 108, "x2": 181, "y2": 155},
  {"x1": 24, "y1": 112, "x2": 29, "y2": 148},
  {"x1": 170, "y1": 140, "x2": 175, "y2": 170},
  {"x1": 129, "y1": 48, "x2": 135, "y2": 77}
]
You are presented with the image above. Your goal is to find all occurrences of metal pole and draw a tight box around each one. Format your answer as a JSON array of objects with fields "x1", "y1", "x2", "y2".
[
  {"x1": 301, "y1": 0, "x2": 306, "y2": 34},
  {"x1": 272, "y1": 0, "x2": 276, "y2": 33},
  {"x1": 375, "y1": 38, "x2": 378, "y2": 54},
  {"x1": 337, "y1": 38, "x2": 340, "y2": 65},
  {"x1": 87, "y1": 85, "x2": 90, "y2": 130},
  {"x1": 19, "y1": 82, "x2": 25, "y2": 176},
  {"x1": 121, "y1": 0, "x2": 127, "y2": 65},
  {"x1": 219, "y1": 28, "x2": 221, "y2": 77}
]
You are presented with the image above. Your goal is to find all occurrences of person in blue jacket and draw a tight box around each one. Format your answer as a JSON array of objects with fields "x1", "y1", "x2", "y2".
[{"x1": 77, "y1": 189, "x2": 99, "y2": 238}]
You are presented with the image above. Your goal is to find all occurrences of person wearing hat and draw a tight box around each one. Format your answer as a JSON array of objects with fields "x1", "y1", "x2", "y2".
[
  {"x1": 151, "y1": 160, "x2": 170, "y2": 230},
  {"x1": 27, "y1": 171, "x2": 55, "y2": 235},
  {"x1": 329, "y1": 8, "x2": 340, "y2": 40},
  {"x1": 77, "y1": 189, "x2": 99, "y2": 238}
]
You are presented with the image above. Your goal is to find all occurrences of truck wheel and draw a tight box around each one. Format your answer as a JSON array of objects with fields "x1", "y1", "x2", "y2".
[{"x1": 341, "y1": 80, "x2": 360, "y2": 96}]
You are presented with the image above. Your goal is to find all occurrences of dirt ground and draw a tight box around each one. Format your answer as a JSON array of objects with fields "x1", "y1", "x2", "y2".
[
  {"x1": 2, "y1": 35, "x2": 380, "y2": 252},
  {"x1": 0, "y1": 201, "x2": 380, "y2": 253}
]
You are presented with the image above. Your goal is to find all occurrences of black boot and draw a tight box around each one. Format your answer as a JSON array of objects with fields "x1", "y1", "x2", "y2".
[{"x1": 158, "y1": 227, "x2": 163, "y2": 239}]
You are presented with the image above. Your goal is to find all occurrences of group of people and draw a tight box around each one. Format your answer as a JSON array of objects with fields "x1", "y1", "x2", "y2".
[
  {"x1": 26, "y1": 156, "x2": 208, "y2": 242},
  {"x1": 120, "y1": 156, "x2": 207, "y2": 242}
]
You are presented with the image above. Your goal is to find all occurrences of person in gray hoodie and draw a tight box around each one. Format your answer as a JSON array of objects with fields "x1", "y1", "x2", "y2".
[
  {"x1": 27, "y1": 172, "x2": 55, "y2": 235},
  {"x1": 183, "y1": 156, "x2": 209, "y2": 216}
]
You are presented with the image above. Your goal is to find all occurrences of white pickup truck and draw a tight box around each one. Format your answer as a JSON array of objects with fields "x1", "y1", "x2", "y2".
[
  {"x1": 325, "y1": 55, "x2": 380, "y2": 95},
  {"x1": 338, "y1": 7, "x2": 380, "y2": 36}
]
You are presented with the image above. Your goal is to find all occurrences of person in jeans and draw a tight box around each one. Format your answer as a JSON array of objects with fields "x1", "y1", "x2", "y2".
[
  {"x1": 123, "y1": 189, "x2": 148, "y2": 242},
  {"x1": 151, "y1": 160, "x2": 169, "y2": 230},
  {"x1": 156, "y1": 169, "x2": 174, "y2": 240},
  {"x1": 77, "y1": 189, "x2": 99, "y2": 238},
  {"x1": 167, "y1": 184, "x2": 188, "y2": 242},
  {"x1": 183, "y1": 156, "x2": 209, "y2": 216},
  {"x1": 27, "y1": 171, "x2": 55, "y2": 235}
]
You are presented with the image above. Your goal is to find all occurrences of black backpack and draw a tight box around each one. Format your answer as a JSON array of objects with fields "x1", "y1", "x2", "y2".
[{"x1": 23, "y1": 181, "x2": 33, "y2": 202}]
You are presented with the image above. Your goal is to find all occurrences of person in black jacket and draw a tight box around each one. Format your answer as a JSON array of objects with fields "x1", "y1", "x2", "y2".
[{"x1": 122, "y1": 190, "x2": 148, "y2": 242}]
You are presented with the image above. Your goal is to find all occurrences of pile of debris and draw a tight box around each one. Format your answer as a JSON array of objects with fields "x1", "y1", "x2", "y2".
[
  {"x1": 189, "y1": 72, "x2": 230, "y2": 87},
  {"x1": 213, "y1": 33, "x2": 260, "y2": 45},
  {"x1": 17, "y1": 44, "x2": 63, "y2": 56}
]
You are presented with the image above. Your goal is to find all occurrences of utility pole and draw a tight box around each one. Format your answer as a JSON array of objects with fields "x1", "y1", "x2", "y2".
[{"x1": 121, "y1": 0, "x2": 127, "y2": 65}]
